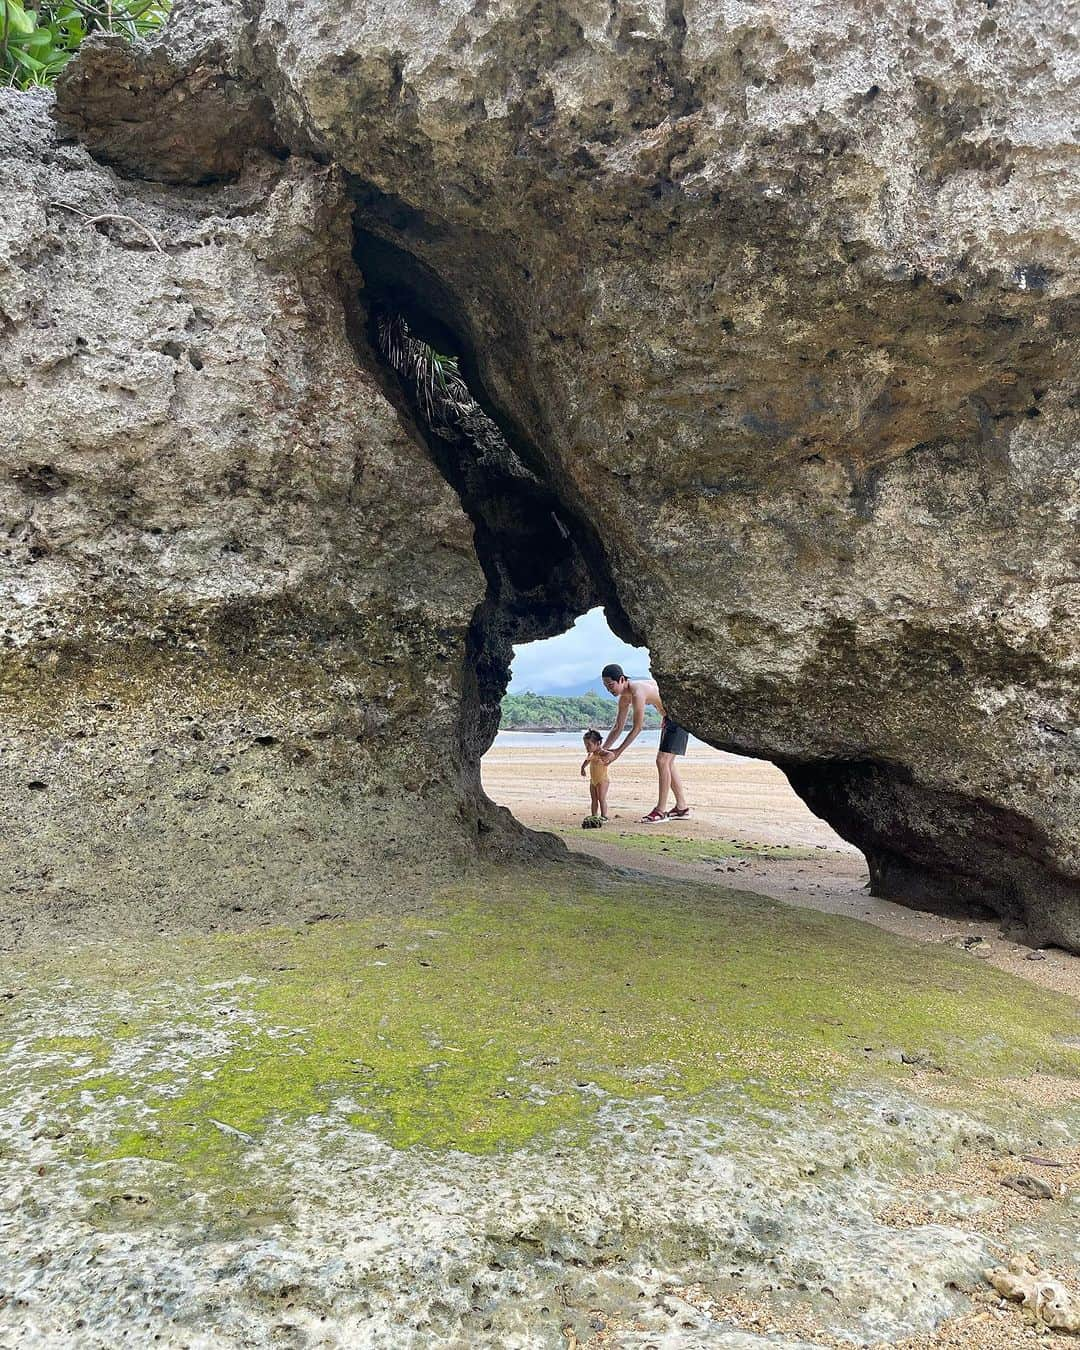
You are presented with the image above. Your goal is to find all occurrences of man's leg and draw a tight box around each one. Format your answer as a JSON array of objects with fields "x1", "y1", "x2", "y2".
[
  {"x1": 655, "y1": 751, "x2": 673, "y2": 814},
  {"x1": 669, "y1": 757, "x2": 688, "y2": 812}
]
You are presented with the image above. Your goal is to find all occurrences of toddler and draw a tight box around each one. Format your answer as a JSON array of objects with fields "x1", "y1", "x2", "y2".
[{"x1": 580, "y1": 729, "x2": 613, "y2": 821}]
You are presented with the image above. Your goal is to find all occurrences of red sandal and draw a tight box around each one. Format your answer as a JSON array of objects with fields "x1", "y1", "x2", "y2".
[
  {"x1": 667, "y1": 806, "x2": 692, "y2": 819},
  {"x1": 640, "y1": 809, "x2": 669, "y2": 823}
]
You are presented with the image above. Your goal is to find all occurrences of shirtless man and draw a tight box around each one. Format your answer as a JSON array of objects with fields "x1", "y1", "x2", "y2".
[{"x1": 600, "y1": 664, "x2": 691, "y2": 823}]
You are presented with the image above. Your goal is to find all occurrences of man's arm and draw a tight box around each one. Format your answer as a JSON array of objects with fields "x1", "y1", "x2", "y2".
[
  {"x1": 602, "y1": 694, "x2": 630, "y2": 750},
  {"x1": 608, "y1": 690, "x2": 646, "y2": 758}
]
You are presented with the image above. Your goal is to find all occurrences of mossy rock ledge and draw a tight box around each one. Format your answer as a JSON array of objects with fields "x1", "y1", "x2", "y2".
[{"x1": 3, "y1": 871, "x2": 1078, "y2": 1345}]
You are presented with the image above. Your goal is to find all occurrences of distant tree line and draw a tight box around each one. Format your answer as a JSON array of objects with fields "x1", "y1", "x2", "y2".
[{"x1": 499, "y1": 691, "x2": 661, "y2": 732}]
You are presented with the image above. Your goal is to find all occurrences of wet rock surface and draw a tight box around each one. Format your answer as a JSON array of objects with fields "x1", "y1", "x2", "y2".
[
  {"x1": 7, "y1": 0, "x2": 1075, "y2": 944},
  {"x1": 2, "y1": 871, "x2": 1079, "y2": 1346}
]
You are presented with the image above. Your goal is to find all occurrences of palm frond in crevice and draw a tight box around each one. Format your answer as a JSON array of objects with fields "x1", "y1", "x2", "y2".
[
  {"x1": 374, "y1": 310, "x2": 536, "y2": 483},
  {"x1": 375, "y1": 312, "x2": 474, "y2": 435}
]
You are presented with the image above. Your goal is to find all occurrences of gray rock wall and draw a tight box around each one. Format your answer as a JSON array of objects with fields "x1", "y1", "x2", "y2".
[
  {"x1": 3, "y1": 0, "x2": 1078, "y2": 946},
  {"x1": 244, "y1": 0, "x2": 1080, "y2": 944},
  {"x1": 0, "y1": 95, "x2": 495, "y2": 940}
]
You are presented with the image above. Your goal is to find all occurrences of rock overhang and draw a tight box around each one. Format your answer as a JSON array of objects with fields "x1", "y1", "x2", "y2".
[{"x1": 0, "y1": 0, "x2": 1076, "y2": 944}]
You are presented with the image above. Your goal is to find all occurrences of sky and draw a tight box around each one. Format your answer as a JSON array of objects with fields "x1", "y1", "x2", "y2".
[{"x1": 507, "y1": 607, "x2": 650, "y2": 696}]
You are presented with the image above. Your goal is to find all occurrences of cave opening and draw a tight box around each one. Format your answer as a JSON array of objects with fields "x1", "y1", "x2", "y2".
[
  {"x1": 349, "y1": 218, "x2": 639, "y2": 813},
  {"x1": 362, "y1": 298, "x2": 600, "y2": 775},
  {"x1": 349, "y1": 207, "x2": 862, "y2": 883},
  {"x1": 486, "y1": 612, "x2": 859, "y2": 866}
]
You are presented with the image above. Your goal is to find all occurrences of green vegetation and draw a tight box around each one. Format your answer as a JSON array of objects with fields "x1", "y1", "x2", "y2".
[
  {"x1": 501, "y1": 690, "x2": 659, "y2": 731},
  {"x1": 7, "y1": 870, "x2": 1080, "y2": 1214},
  {"x1": 1, "y1": 0, "x2": 167, "y2": 89},
  {"x1": 375, "y1": 311, "x2": 473, "y2": 433}
]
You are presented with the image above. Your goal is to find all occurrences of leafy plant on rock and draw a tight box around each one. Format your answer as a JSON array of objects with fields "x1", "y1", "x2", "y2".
[
  {"x1": 375, "y1": 311, "x2": 475, "y2": 434},
  {"x1": 1, "y1": 0, "x2": 168, "y2": 89}
]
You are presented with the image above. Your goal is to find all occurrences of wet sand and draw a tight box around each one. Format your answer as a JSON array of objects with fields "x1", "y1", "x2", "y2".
[{"x1": 482, "y1": 741, "x2": 1080, "y2": 999}]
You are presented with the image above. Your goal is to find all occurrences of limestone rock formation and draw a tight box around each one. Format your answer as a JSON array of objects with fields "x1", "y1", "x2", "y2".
[
  {"x1": 0, "y1": 93, "x2": 498, "y2": 938},
  {"x1": 3, "y1": 0, "x2": 1079, "y2": 945}
]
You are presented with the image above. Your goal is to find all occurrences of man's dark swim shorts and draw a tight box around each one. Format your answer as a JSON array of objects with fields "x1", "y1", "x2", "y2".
[{"x1": 659, "y1": 716, "x2": 689, "y2": 755}]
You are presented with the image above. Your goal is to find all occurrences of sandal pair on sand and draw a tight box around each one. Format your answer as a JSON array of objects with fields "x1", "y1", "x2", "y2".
[{"x1": 640, "y1": 806, "x2": 691, "y2": 823}]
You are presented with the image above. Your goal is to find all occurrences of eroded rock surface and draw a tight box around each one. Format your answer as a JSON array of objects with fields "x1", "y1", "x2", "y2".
[
  {"x1": 3, "y1": 0, "x2": 1080, "y2": 943},
  {"x1": 0, "y1": 94, "x2": 505, "y2": 939},
  {"x1": 3, "y1": 871, "x2": 1079, "y2": 1345},
  {"x1": 246, "y1": 0, "x2": 1080, "y2": 944}
]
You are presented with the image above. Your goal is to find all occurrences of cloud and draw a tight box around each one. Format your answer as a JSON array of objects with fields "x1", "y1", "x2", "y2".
[{"x1": 508, "y1": 608, "x2": 650, "y2": 694}]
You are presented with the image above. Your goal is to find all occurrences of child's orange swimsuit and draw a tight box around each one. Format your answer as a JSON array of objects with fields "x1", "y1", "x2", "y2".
[{"x1": 589, "y1": 754, "x2": 609, "y2": 786}]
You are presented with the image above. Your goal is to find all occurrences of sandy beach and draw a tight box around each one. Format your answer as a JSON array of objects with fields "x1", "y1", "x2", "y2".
[{"x1": 482, "y1": 738, "x2": 1080, "y2": 999}]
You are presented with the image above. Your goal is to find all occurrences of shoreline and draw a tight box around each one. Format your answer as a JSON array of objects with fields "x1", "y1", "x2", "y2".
[
  {"x1": 497, "y1": 725, "x2": 661, "y2": 735},
  {"x1": 499, "y1": 725, "x2": 593, "y2": 734}
]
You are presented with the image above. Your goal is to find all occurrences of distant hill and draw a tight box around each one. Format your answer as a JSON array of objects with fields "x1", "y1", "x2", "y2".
[
  {"x1": 527, "y1": 676, "x2": 616, "y2": 699},
  {"x1": 506, "y1": 672, "x2": 653, "y2": 699},
  {"x1": 500, "y1": 691, "x2": 661, "y2": 732}
]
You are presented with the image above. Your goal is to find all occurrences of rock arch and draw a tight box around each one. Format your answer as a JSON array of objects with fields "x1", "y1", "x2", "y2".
[{"x1": 1, "y1": 0, "x2": 1077, "y2": 947}]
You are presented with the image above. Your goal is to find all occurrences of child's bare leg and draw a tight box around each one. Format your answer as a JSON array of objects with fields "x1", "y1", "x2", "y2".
[
  {"x1": 590, "y1": 786, "x2": 600, "y2": 816},
  {"x1": 598, "y1": 782, "x2": 609, "y2": 818}
]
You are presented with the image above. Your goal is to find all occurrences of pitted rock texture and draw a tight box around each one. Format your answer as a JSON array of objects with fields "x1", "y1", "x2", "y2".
[
  {"x1": 6, "y1": 0, "x2": 1080, "y2": 944},
  {"x1": 0, "y1": 94, "x2": 512, "y2": 941},
  {"x1": 257, "y1": 0, "x2": 1080, "y2": 946}
]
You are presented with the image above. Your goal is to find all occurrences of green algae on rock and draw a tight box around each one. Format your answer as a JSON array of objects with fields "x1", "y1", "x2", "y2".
[
  {"x1": 3, "y1": 870, "x2": 1080, "y2": 1345},
  {"x1": 565, "y1": 830, "x2": 823, "y2": 864},
  {"x1": 6, "y1": 872, "x2": 1079, "y2": 1182}
]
